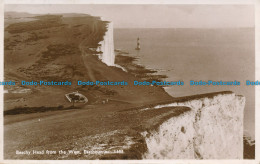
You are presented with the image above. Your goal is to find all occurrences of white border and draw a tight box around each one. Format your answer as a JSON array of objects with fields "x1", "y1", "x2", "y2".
[
  {"x1": 0, "y1": 0, "x2": 258, "y2": 164},
  {"x1": 255, "y1": 0, "x2": 259, "y2": 161},
  {"x1": 3, "y1": 0, "x2": 255, "y2": 5},
  {"x1": 0, "y1": 0, "x2": 4, "y2": 163}
]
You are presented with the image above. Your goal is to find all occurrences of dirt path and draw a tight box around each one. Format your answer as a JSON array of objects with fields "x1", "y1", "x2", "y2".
[{"x1": 78, "y1": 22, "x2": 98, "y2": 81}]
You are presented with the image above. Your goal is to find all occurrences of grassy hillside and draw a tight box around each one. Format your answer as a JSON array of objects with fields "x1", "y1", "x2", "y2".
[{"x1": 4, "y1": 13, "x2": 172, "y2": 111}]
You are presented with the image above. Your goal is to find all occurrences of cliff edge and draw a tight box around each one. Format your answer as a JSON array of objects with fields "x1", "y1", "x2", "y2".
[{"x1": 142, "y1": 92, "x2": 245, "y2": 159}]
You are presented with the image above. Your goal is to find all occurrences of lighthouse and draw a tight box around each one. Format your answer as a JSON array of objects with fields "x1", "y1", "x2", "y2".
[{"x1": 135, "y1": 37, "x2": 140, "y2": 50}]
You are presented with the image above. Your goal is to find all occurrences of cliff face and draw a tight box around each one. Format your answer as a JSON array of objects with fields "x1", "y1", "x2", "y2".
[
  {"x1": 97, "y1": 22, "x2": 115, "y2": 66},
  {"x1": 142, "y1": 93, "x2": 245, "y2": 159}
]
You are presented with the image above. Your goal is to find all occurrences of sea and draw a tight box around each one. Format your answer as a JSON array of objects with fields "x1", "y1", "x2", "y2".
[{"x1": 114, "y1": 28, "x2": 255, "y2": 140}]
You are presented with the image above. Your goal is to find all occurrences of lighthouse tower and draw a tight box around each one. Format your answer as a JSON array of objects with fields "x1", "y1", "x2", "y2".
[{"x1": 135, "y1": 37, "x2": 140, "y2": 50}]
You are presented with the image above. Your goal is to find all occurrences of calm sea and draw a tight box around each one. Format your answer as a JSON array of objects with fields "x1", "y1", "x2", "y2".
[{"x1": 114, "y1": 28, "x2": 255, "y2": 139}]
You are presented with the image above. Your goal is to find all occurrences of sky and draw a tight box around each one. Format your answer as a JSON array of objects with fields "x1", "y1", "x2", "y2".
[{"x1": 5, "y1": 4, "x2": 254, "y2": 28}]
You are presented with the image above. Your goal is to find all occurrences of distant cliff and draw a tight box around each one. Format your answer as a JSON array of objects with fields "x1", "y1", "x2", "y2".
[
  {"x1": 97, "y1": 22, "x2": 115, "y2": 66},
  {"x1": 141, "y1": 92, "x2": 245, "y2": 159}
]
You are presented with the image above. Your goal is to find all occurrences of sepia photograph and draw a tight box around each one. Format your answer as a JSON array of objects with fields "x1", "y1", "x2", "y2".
[{"x1": 2, "y1": 1, "x2": 256, "y2": 161}]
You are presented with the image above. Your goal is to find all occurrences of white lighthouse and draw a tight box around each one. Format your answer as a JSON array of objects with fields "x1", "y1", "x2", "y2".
[{"x1": 135, "y1": 37, "x2": 140, "y2": 50}]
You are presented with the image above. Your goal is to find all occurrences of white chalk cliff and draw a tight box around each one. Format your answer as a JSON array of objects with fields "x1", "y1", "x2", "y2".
[
  {"x1": 142, "y1": 92, "x2": 245, "y2": 159},
  {"x1": 97, "y1": 22, "x2": 115, "y2": 66}
]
